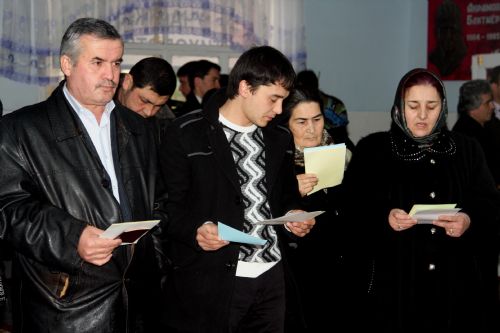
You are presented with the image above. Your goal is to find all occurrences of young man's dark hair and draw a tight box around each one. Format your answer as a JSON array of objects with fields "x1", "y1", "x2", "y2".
[
  {"x1": 226, "y1": 45, "x2": 295, "y2": 99},
  {"x1": 176, "y1": 61, "x2": 197, "y2": 78},
  {"x1": 296, "y1": 69, "x2": 319, "y2": 91},
  {"x1": 189, "y1": 59, "x2": 221, "y2": 90},
  {"x1": 176, "y1": 61, "x2": 197, "y2": 98},
  {"x1": 128, "y1": 57, "x2": 176, "y2": 97}
]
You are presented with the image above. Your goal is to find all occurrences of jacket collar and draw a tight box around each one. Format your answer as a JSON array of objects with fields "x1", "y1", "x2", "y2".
[
  {"x1": 46, "y1": 82, "x2": 143, "y2": 156},
  {"x1": 203, "y1": 89, "x2": 292, "y2": 194}
]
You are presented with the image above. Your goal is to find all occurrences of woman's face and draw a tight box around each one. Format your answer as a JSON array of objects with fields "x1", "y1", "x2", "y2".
[
  {"x1": 288, "y1": 101, "x2": 324, "y2": 148},
  {"x1": 404, "y1": 84, "x2": 442, "y2": 137}
]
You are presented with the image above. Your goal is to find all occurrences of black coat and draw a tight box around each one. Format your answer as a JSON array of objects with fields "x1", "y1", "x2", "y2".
[
  {"x1": 285, "y1": 163, "x2": 356, "y2": 332},
  {"x1": 0, "y1": 84, "x2": 165, "y2": 333},
  {"x1": 343, "y1": 131, "x2": 500, "y2": 332},
  {"x1": 172, "y1": 92, "x2": 202, "y2": 117},
  {"x1": 158, "y1": 91, "x2": 301, "y2": 332},
  {"x1": 453, "y1": 114, "x2": 500, "y2": 186}
]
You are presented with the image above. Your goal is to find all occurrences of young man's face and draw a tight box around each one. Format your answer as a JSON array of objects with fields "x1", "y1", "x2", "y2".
[
  {"x1": 119, "y1": 74, "x2": 169, "y2": 118},
  {"x1": 178, "y1": 75, "x2": 191, "y2": 97},
  {"x1": 61, "y1": 35, "x2": 123, "y2": 111},
  {"x1": 196, "y1": 68, "x2": 221, "y2": 98},
  {"x1": 240, "y1": 82, "x2": 289, "y2": 127}
]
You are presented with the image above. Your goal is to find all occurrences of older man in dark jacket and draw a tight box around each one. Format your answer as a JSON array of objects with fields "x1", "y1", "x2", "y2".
[{"x1": 0, "y1": 18, "x2": 166, "y2": 333}]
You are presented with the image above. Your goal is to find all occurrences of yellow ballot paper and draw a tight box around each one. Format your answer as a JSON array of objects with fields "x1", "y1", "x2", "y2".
[{"x1": 304, "y1": 143, "x2": 346, "y2": 194}]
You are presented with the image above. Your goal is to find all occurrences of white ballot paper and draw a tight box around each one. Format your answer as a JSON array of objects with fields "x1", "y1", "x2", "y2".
[
  {"x1": 409, "y1": 204, "x2": 460, "y2": 224},
  {"x1": 100, "y1": 220, "x2": 160, "y2": 245},
  {"x1": 255, "y1": 211, "x2": 325, "y2": 225}
]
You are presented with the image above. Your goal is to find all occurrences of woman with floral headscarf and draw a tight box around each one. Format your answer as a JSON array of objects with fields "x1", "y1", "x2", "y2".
[{"x1": 343, "y1": 68, "x2": 499, "y2": 332}]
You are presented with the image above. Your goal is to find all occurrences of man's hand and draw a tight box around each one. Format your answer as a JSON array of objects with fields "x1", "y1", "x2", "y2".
[
  {"x1": 78, "y1": 225, "x2": 122, "y2": 266},
  {"x1": 196, "y1": 222, "x2": 229, "y2": 251},
  {"x1": 285, "y1": 210, "x2": 316, "y2": 237}
]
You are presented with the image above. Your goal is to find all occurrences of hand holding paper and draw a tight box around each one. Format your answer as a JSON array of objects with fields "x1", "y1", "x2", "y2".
[
  {"x1": 99, "y1": 220, "x2": 160, "y2": 245},
  {"x1": 283, "y1": 210, "x2": 318, "y2": 237},
  {"x1": 409, "y1": 204, "x2": 460, "y2": 224},
  {"x1": 304, "y1": 143, "x2": 346, "y2": 194},
  {"x1": 218, "y1": 222, "x2": 266, "y2": 245},
  {"x1": 255, "y1": 211, "x2": 324, "y2": 225}
]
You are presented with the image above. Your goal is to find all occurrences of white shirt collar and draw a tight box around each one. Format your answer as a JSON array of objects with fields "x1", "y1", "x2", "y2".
[
  {"x1": 63, "y1": 84, "x2": 115, "y2": 124},
  {"x1": 219, "y1": 112, "x2": 257, "y2": 133}
]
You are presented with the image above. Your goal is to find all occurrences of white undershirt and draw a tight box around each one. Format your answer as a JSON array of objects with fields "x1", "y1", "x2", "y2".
[{"x1": 63, "y1": 85, "x2": 120, "y2": 202}]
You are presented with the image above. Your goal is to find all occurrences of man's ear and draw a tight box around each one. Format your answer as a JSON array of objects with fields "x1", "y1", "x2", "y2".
[
  {"x1": 122, "y1": 73, "x2": 134, "y2": 91},
  {"x1": 60, "y1": 55, "x2": 73, "y2": 77},
  {"x1": 238, "y1": 80, "x2": 251, "y2": 97},
  {"x1": 194, "y1": 76, "x2": 202, "y2": 90}
]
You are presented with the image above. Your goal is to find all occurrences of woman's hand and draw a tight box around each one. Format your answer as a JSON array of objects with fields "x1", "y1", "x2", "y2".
[
  {"x1": 296, "y1": 173, "x2": 318, "y2": 197},
  {"x1": 432, "y1": 212, "x2": 470, "y2": 237},
  {"x1": 388, "y1": 208, "x2": 417, "y2": 231}
]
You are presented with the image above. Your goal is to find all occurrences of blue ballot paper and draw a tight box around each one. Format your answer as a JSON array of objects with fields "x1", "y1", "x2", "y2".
[{"x1": 218, "y1": 222, "x2": 267, "y2": 246}]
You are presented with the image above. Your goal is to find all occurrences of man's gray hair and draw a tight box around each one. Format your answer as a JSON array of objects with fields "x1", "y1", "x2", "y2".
[
  {"x1": 457, "y1": 79, "x2": 492, "y2": 116},
  {"x1": 60, "y1": 17, "x2": 122, "y2": 62}
]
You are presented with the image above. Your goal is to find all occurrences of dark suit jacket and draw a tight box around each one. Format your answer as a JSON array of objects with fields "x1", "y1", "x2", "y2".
[
  {"x1": 453, "y1": 114, "x2": 500, "y2": 186},
  {"x1": 172, "y1": 92, "x2": 202, "y2": 117},
  {"x1": 158, "y1": 91, "x2": 301, "y2": 332}
]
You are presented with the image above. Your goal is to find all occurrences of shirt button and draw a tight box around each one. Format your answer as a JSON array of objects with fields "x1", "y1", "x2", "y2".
[
  {"x1": 430, "y1": 159, "x2": 436, "y2": 164},
  {"x1": 429, "y1": 192, "x2": 436, "y2": 199},
  {"x1": 430, "y1": 227, "x2": 436, "y2": 234},
  {"x1": 429, "y1": 263, "x2": 436, "y2": 271}
]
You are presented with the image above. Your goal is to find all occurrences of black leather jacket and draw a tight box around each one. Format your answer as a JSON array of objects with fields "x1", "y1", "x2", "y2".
[{"x1": 0, "y1": 83, "x2": 166, "y2": 332}]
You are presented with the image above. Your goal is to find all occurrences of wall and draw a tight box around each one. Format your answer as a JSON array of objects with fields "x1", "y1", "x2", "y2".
[
  {"x1": 304, "y1": 0, "x2": 461, "y2": 144},
  {"x1": 0, "y1": 77, "x2": 42, "y2": 114},
  {"x1": 0, "y1": 0, "x2": 463, "y2": 139}
]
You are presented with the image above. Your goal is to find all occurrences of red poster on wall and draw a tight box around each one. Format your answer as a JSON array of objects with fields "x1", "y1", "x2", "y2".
[{"x1": 428, "y1": 0, "x2": 500, "y2": 80}]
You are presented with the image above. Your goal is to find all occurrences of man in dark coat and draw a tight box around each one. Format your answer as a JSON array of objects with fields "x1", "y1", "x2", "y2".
[
  {"x1": 159, "y1": 46, "x2": 315, "y2": 332},
  {"x1": 0, "y1": 18, "x2": 166, "y2": 333},
  {"x1": 115, "y1": 56, "x2": 177, "y2": 144},
  {"x1": 173, "y1": 60, "x2": 221, "y2": 117}
]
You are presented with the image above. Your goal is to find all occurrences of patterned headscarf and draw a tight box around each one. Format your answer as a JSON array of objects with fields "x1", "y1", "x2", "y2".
[{"x1": 390, "y1": 68, "x2": 456, "y2": 161}]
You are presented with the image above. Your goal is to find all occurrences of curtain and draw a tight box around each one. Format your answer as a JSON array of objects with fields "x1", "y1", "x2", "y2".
[{"x1": 0, "y1": 0, "x2": 306, "y2": 86}]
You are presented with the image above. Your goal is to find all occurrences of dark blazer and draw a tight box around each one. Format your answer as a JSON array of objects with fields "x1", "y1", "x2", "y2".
[
  {"x1": 158, "y1": 91, "x2": 301, "y2": 332},
  {"x1": 0, "y1": 83, "x2": 165, "y2": 333},
  {"x1": 172, "y1": 91, "x2": 202, "y2": 117},
  {"x1": 453, "y1": 114, "x2": 500, "y2": 185}
]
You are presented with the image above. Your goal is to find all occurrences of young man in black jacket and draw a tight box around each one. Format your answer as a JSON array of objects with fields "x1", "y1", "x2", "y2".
[{"x1": 158, "y1": 45, "x2": 315, "y2": 333}]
